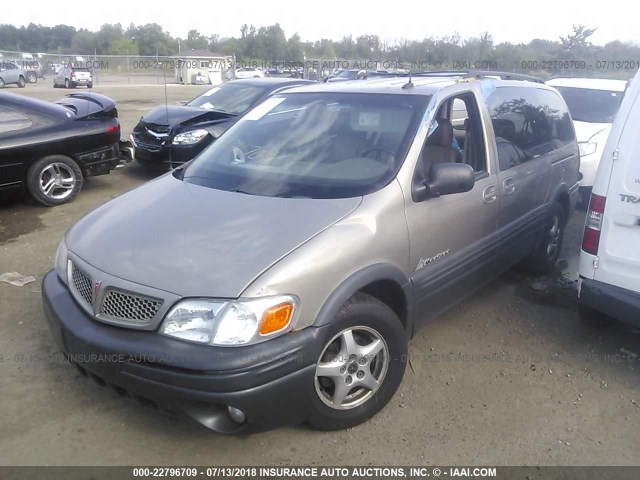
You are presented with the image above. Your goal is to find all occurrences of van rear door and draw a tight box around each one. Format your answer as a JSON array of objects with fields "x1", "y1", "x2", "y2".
[{"x1": 594, "y1": 79, "x2": 640, "y2": 293}]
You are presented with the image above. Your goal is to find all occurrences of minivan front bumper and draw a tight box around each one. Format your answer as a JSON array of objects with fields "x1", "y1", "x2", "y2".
[
  {"x1": 42, "y1": 270, "x2": 324, "y2": 433},
  {"x1": 579, "y1": 277, "x2": 640, "y2": 327}
]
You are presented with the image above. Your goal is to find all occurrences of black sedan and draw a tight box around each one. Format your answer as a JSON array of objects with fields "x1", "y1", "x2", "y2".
[
  {"x1": 0, "y1": 92, "x2": 121, "y2": 206},
  {"x1": 131, "y1": 78, "x2": 313, "y2": 170}
]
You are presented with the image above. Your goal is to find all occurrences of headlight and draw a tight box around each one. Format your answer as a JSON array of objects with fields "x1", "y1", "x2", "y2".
[
  {"x1": 578, "y1": 142, "x2": 597, "y2": 156},
  {"x1": 159, "y1": 296, "x2": 298, "y2": 346},
  {"x1": 54, "y1": 238, "x2": 69, "y2": 286},
  {"x1": 172, "y1": 129, "x2": 209, "y2": 145}
]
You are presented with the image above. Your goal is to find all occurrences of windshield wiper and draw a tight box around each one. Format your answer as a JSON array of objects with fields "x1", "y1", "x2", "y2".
[{"x1": 229, "y1": 188, "x2": 255, "y2": 195}]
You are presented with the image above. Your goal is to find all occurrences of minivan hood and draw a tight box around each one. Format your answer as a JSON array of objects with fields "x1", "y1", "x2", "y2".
[
  {"x1": 66, "y1": 174, "x2": 361, "y2": 298},
  {"x1": 573, "y1": 121, "x2": 611, "y2": 143},
  {"x1": 141, "y1": 105, "x2": 234, "y2": 126}
]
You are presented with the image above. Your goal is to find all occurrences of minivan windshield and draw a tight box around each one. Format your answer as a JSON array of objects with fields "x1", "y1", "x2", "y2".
[
  {"x1": 183, "y1": 92, "x2": 428, "y2": 198},
  {"x1": 555, "y1": 86, "x2": 624, "y2": 123},
  {"x1": 187, "y1": 83, "x2": 266, "y2": 115}
]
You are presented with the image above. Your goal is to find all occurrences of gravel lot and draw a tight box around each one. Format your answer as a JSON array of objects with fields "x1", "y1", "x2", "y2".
[{"x1": 1, "y1": 81, "x2": 639, "y2": 466}]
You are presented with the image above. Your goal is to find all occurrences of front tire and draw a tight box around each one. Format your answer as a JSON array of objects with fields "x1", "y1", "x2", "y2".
[
  {"x1": 307, "y1": 293, "x2": 407, "y2": 431},
  {"x1": 522, "y1": 202, "x2": 566, "y2": 274},
  {"x1": 26, "y1": 155, "x2": 83, "y2": 206}
]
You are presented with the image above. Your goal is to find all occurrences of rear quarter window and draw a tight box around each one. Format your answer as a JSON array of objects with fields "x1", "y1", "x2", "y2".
[
  {"x1": 0, "y1": 108, "x2": 33, "y2": 134},
  {"x1": 487, "y1": 86, "x2": 575, "y2": 170}
]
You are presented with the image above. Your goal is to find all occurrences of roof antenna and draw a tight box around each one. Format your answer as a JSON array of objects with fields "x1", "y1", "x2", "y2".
[
  {"x1": 163, "y1": 62, "x2": 174, "y2": 170},
  {"x1": 402, "y1": 72, "x2": 414, "y2": 89}
]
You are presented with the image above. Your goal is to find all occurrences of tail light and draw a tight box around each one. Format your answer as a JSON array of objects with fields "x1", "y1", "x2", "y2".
[
  {"x1": 106, "y1": 122, "x2": 120, "y2": 134},
  {"x1": 71, "y1": 73, "x2": 76, "y2": 80},
  {"x1": 582, "y1": 194, "x2": 606, "y2": 255}
]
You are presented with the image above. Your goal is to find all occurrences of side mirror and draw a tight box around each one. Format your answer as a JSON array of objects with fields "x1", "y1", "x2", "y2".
[
  {"x1": 413, "y1": 163, "x2": 475, "y2": 201},
  {"x1": 425, "y1": 163, "x2": 475, "y2": 197}
]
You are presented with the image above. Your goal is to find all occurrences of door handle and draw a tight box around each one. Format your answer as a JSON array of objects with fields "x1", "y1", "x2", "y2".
[
  {"x1": 503, "y1": 178, "x2": 516, "y2": 195},
  {"x1": 482, "y1": 185, "x2": 497, "y2": 204}
]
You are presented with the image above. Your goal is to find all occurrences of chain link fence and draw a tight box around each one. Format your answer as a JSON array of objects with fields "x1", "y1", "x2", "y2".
[
  {"x1": 0, "y1": 50, "x2": 241, "y2": 85},
  {"x1": 2, "y1": 50, "x2": 636, "y2": 85}
]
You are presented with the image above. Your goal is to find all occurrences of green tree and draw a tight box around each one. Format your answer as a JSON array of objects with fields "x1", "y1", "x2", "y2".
[
  {"x1": 107, "y1": 37, "x2": 138, "y2": 55},
  {"x1": 185, "y1": 29, "x2": 208, "y2": 50},
  {"x1": 70, "y1": 30, "x2": 98, "y2": 53},
  {"x1": 560, "y1": 25, "x2": 597, "y2": 57},
  {"x1": 97, "y1": 23, "x2": 123, "y2": 54}
]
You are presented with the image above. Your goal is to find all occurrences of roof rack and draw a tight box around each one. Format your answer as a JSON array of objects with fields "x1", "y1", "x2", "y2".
[{"x1": 410, "y1": 70, "x2": 545, "y2": 84}]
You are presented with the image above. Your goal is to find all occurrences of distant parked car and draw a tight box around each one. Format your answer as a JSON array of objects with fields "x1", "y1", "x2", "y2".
[
  {"x1": 326, "y1": 69, "x2": 379, "y2": 83},
  {"x1": 235, "y1": 67, "x2": 265, "y2": 79},
  {"x1": 0, "y1": 92, "x2": 121, "y2": 206},
  {"x1": 0, "y1": 61, "x2": 27, "y2": 88},
  {"x1": 131, "y1": 77, "x2": 312, "y2": 169},
  {"x1": 547, "y1": 77, "x2": 628, "y2": 208},
  {"x1": 17, "y1": 53, "x2": 45, "y2": 82},
  {"x1": 53, "y1": 66, "x2": 93, "y2": 89}
]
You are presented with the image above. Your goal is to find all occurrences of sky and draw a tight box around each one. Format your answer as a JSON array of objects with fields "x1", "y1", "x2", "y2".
[{"x1": 5, "y1": 0, "x2": 639, "y2": 46}]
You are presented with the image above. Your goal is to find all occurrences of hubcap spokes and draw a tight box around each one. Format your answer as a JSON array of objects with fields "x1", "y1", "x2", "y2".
[
  {"x1": 315, "y1": 326, "x2": 389, "y2": 410},
  {"x1": 39, "y1": 163, "x2": 76, "y2": 200}
]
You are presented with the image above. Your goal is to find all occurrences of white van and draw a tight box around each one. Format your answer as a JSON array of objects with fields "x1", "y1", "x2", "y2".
[
  {"x1": 578, "y1": 69, "x2": 640, "y2": 327},
  {"x1": 547, "y1": 78, "x2": 628, "y2": 208}
]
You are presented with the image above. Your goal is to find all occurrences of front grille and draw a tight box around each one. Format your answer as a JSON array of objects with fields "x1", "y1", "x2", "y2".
[
  {"x1": 71, "y1": 263, "x2": 93, "y2": 306},
  {"x1": 100, "y1": 290, "x2": 163, "y2": 323},
  {"x1": 132, "y1": 131, "x2": 163, "y2": 152}
]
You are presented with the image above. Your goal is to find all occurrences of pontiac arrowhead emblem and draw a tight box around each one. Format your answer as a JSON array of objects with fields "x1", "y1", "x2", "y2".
[{"x1": 92, "y1": 280, "x2": 102, "y2": 303}]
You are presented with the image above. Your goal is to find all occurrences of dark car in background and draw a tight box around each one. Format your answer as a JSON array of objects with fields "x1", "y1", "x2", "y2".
[
  {"x1": 0, "y1": 92, "x2": 121, "y2": 206},
  {"x1": 131, "y1": 78, "x2": 312, "y2": 169},
  {"x1": 326, "y1": 69, "x2": 379, "y2": 83}
]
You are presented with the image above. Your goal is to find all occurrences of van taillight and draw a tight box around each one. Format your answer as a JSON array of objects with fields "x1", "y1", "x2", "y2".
[{"x1": 582, "y1": 194, "x2": 606, "y2": 255}]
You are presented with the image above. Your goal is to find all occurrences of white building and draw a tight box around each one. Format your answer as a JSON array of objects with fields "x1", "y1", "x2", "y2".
[{"x1": 173, "y1": 49, "x2": 233, "y2": 86}]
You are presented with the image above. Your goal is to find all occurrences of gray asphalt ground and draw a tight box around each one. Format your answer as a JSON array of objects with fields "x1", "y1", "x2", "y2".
[{"x1": 0, "y1": 81, "x2": 639, "y2": 466}]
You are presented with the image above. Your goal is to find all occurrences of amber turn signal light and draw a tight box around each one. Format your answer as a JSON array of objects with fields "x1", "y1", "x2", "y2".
[{"x1": 259, "y1": 303, "x2": 294, "y2": 335}]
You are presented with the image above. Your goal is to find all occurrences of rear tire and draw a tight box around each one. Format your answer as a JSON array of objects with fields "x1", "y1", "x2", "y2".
[
  {"x1": 27, "y1": 72, "x2": 37, "y2": 83},
  {"x1": 0, "y1": 78, "x2": 5, "y2": 88},
  {"x1": 307, "y1": 293, "x2": 407, "y2": 431},
  {"x1": 578, "y1": 303, "x2": 614, "y2": 328},
  {"x1": 522, "y1": 202, "x2": 566, "y2": 275},
  {"x1": 26, "y1": 155, "x2": 83, "y2": 207},
  {"x1": 17, "y1": 76, "x2": 26, "y2": 88},
  {"x1": 87, "y1": 83, "x2": 93, "y2": 89}
]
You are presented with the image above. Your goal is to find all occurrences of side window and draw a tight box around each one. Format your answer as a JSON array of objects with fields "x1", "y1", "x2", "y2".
[
  {"x1": 451, "y1": 98, "x2": 468, "y2": 128},
  {"x1": 536, "y1": 89, "x2": 575, "y2": 148},
  {"x1": 420, "y1": 92, "x2": 487, "y2": 176},
  {"x1": 488, "y1": 86, "x2": 574, "y2": 171},
  {"x1": 0, "y1": 108, "x2": 33, "y2": 135}
]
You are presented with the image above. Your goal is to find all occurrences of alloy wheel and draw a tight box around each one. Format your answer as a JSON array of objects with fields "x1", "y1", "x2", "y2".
[
  {"x1": 38, "y1": 162, "x2": 77, "y2": 201},
  {"x1": 314, "y1": 326, "x2": 389, "y2": 410}
]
